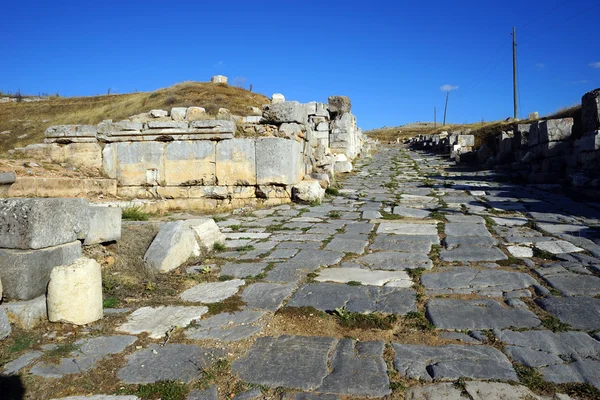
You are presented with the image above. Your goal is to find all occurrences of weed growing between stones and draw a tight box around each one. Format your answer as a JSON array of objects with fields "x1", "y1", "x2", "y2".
[
  {"x1": 117, "y1": 380, "x2": 188, "y2": 400},
  {"x1": 541, "y1": 316, "x2": 571, "y2": 332},
  {"x1": 532, "y1": 247, "x2": 557, "y2": 260},
  {"x1": 380, "y1": 211, "x2": 404, "y2": 220},
  {"x1": 121, "y1": 207, "x2": 150, "y2": 221},
  {"x1": 384, "y1": 344, "x2": 407, "y2": 394},
  {"x1": 403, "y1": 311, "x2": 434, "y2": 332},
  {"x1": 328, "y1": 210, "x2": 342, "y2": 219},
  {"x1": 332, "y1": 307, "x2": 397, "y2": 330},
  {"x1": 495, "y1": 256, "x2": 525, "y2": 267},
  {"x1": 206, "y1": 295, "x2": 246, "y2": 316},
  {"x1": 44, "y1": 342, "x2": 79, "y2": 361},
  {"x1": 325, "y1": 187, "x2": 340, "y2": 196},
  {"x1": 276, "y1": 306, "x2": 326, "y2": 319},
  {"x1": 406, "y1": 268, "x2": 425, "y2": 280},
  {"x1": 429, "y1": 210, "x2": 447, "y2": 221},
  {"x1": 213, "y1": 242, "x2": 226, "y2": 252},
  {"x1": 516, "y1": 363, "x2": 600, "y2": 399},
  {"x1": 236, "y1": 245, "x2": 255, "y2": 252},
  {"x1": 347, "y1": 281, "x2": 362, "y2": 286},
  {"x1": 103, "y1": 297, "x2": 120, "y2": 309}
]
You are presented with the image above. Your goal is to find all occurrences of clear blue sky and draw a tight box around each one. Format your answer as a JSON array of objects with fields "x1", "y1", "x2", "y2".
[{"x1": 1, "y1": 0, "x2": 599, "y2": 130}]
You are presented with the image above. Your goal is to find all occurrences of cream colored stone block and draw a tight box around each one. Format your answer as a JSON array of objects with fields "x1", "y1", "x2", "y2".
[{"x1": 164, "y1": 141, "x2": 215, "y2": 186}]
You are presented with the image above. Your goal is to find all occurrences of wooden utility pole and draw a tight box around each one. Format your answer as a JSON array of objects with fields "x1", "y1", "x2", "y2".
[
  {"x1": 443, "y1": 92, "x2": 449, "y2": 126},
  {"x1": 512, "y1": 26, "x2": 518, "y2": 120},
  {"x1": 434, "y1": 107, "x2": 437, "y2": 128}
]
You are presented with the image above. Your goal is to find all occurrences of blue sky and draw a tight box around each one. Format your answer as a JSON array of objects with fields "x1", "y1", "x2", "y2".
[{"x1": 1, "y1": 0, "x2": 599, "y2": 130}]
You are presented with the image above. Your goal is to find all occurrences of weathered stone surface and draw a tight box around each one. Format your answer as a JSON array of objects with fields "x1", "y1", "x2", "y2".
[
  {"x1": 0, "y1": 241, "x2": 81, "y2": 300},
  {"x1": 315, "y1": 268, "x2": 412, "y2": 287},
  {"x1": 376, "y1": 222, "x2": 439, "y2": 236},
  {"x1": 185, "y1": 310, "x2": 266, "y2": 342},
  {"x1": 265, "y1": 249, "x2": 344, "y2": 282},
  {"x1": 180, "y1": 279, "x2": 244, "y2": 303},
  {"x1": 288, "y1": 283, "x2": 416, "y2": 314},
  {"x1": 211, "y1": 75, "x2": 228, "y2": 84},
  {"x1": 318, "y1": 340, "x2": 390, "y2": 397},
  {"x1": 426, "y1": 298, "x2": 540, "y2": 329},
  {"x1": 541, "y1": 359, "x2": 600, "y2": 388},
  {"x1": 185, "y1": 218, "x2": 225, "y2": 251},
  {"x1": 324, "y1": 238, "x2": 368, "y2": 254},
  {"x1": 542, "y1": 273, "x2": 600, "y2": 296},
  {"x1": 271, "y1": 93, "x2": 285, "y2": 103},
  {"x1": 0, "y1": 308, "x2": 10, "y2": 340},
  {"x1": 30, "y1": 335, "x2": 137, "y2": 378},
  {"x1": 393, "y1": 343, "x2": 517, "y2": 382},
  {"x1": 2, "y1": 351, "x2": 43, "y2": 375},
  {"x1": 111, "y1": 142, "x2": 164, "y2": 186},
  {"x1": 117, "y1": 306, "x2": 208, "y2": 339},
  {"x1": 536, "y1": 296, "x2": 600, "y2": 330},
  {"x1": 404, "y1": 383, "x2": 466, "y2": 399},
  {"x1": 334, "y1": 161, "x2": 353, "y2": 173},
  {"x1": 535, "y1": 240, "x2": 584, "y2": 254},
  {"x1": 185, "y1": 106, "x2": 206, "y2": 120},
  {"x1": 144, "y1": 220, "x2": 199, "y2": 273},
  {"x1": 256, "y1": 138, "x2": 304, "y2": 185},
  {"x1": 50, "y1": 396, "x2": 139, "y2": 400},
  {"x1": 84, "y1": 205, "x2": 122, "y2": 245},
  {"x1": 233, "y1": 388, "x2": 262, "y2": 400},
  {"x1": 262, "y1": 101, "x2": 307, "y2": 124},
  {"x1": 164, "y1": 141, "x2": 216, "y2": 186},
  {"x1": 292, "y1": 181, "x2": 325, "y2": 203},
  {"x1": 421, "y1": 267, "x2": 538, "y2": 295},
  {"x1": 464, "y1": 382, "x2": 549, "y2": 400},
  {"x1": 216, "y1": 139, "x2": 257, "y2": 185},
  {"x1": 170, "y1": 107, "x2": 187, "y2": 120},
  {"x1": 187, "y1": 386, "x2": 218, "y2": 400},
  {"x1": 47, "y1": 257, "x2": 103, "y2": 325},
  {"x1": 440, "y1": 246, "x2": 508, "y2": 262},
  {"x1": 0, "y1": 198, "x2": 89, "y2": 249},
  {"x1": 118, "y1": 343, "x2": 223, "y2": 384},
  {"x1": 392, "y1": 206, "x2": 430, "y2": 218},
  {"x1": 0, "y1": 295, "x2": 47, "y2": 329},
  {"x1": 241, "y1": 282, "x2": 296, "y2": 311},
  {"x1": 370, "y1": 235, "x2": 434, "y2": 252},
  {"x1": 150, "y1": 109, "x2": 168, "y2": 118},
  {"x1": 582, "y1": 88, "x2": 600, "y2": 133},
  {"x1": 232, "y1": 335, "x2": 335, "y2": 391},
  {"x1": 328, "y1": 96, "x2": 352, "y2": 115},
  {"x1": 507, "y1": 245, "x2": 533, "y2": 257},
  {"x1": 220, "y1": 262, "x2": 267, "y2": 278},
  {"x1": 189, "y1": 119, "x2": 236, "y2": 133},
  {"x1": 357, "y1": 252, "x2": 433, "y2": 270},
  {"x1": 0, "y1": 171, "x2": 16, "y2": 184}
]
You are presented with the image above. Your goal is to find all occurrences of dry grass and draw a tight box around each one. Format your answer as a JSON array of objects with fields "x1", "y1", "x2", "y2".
[{"x1": 0, "y1": 81, "x2": 269, "y2": 155}]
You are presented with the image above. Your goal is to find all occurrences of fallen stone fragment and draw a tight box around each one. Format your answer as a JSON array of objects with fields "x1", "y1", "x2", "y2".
[
  {"x1": 144, "y1": 220, "x2": 199, "y2": 273},
  {"x1": 0, "y1": 295, "x2": 47, "y2": 328},
  {"x1": 117, "y1": 306, "x2": 208, "y2": 339},
  {"x1": 180, "y1": 279, "x2": 244, "y2": 303},
  {"x1": 292, "y1": 181, "x2": 325, "y2": 203}
]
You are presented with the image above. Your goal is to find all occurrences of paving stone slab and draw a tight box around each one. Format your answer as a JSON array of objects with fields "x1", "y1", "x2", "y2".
[
  {"x1": 185, "y1": 310, "x2": 266, "y2": 342},
  {"x1": 444, "y1": 235, "x2": 498, "y2": 248},
  {"x1": 426, "y1": 298, "x2": 540, "y2": 330},
  {"x1": 404, "y1": 383, "x2": 467, "y2": 399},
  {"x1": 357, "y1": 252, "x2": 433, "y2": 270},
  {"x1": 265, "y1": 248, "x2": 299, "y2": 260},
  {"x1": 464, "y1": 382, "x2": 551, "y2": 400},
  {"x1": 369, "y1": 235, "x2": 432, "y2": 252},
  {"x1": 445, "y1": 215, "x2": 486, "y2": 224},
  {"x1": 540, "y1": 359, "x2": 600, "y2": 389},
  {"x1": 231, "y1": 335, "x2": 336, "y2": 391},
  {"x1": 438, "y1": 332, "x2": 481, "y2": 344},
  {"x1": 392, "y1": 206, "x2": 431, "y2": 219},
  {"x1": 233, "y1": 388, "x2": 263, "y2": 400},
  {"x1": 187, "y1": 385, "x2": 218, "y2": 400},
  {"x1": 287, "y1": 283, "x2": 416, "y2": 314},
  {"x1": 318, "y1": 339, "x2": 390, "y2": 397},
  {"x1": 490, "y1": 217, "x2": 529, "y2": 226},
  {"x1": 393, "y1": 343, "x2": 518, "y2": 382},
  {"x1": 315, "y1": 268, "x2": 412, "y2": 287},
  {"x1": 219, "y1": 263, "x2": 267, "y2": 278},
  {"x1": 445, "y1": 222, "x2": 492, "y2": 237},
  {"x1": 50, "y1": 396, "x2": 139, "y2": 400},
  {"x1": 440, "y1": 246, "x2": 508, "y2": 262},
  {"x1": 266, "y1": 250, "x2": 344, "y2": 282},
  {"x1": 377, "y1": 222, "x2": 439, "y2": 236},
  {"x1": 507, "y1": 245, "x2": 533, "y2": 258},
  {"x1": 118, "y1": 344, "x2": 224, "y2": 384},
  {"x1": 542, "y1": 273, "x2": 600, "y2": 296},
  {"x1": 535, "y1": 240, "x2": 584, "y2": 254},
  {"x1": 536, "y1": 296, "x2": 600, "y2": 330},
  {"x1": 117, "y1": 306, "x2": 208, "y2": 339},
  {"x1": 324, "y1": 238, "x2": 368, "y2": 254},
  {"x1": 2, "y1": 351, "x2": 43, "y2": 375},
  {"x1": 180, "y1": 279, "x2": 245, "y2": 303},
  {"x1": 241, "y1": 282, "x2": 296, "y2": 311},
  {"x1": 421, "y1": 267, "x2": 538, "y2": 295}
]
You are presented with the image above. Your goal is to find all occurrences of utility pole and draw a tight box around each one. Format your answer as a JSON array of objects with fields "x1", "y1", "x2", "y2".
[
  {"x1": 434, "y1": 107, "x2": 437, "y2": 128},
  {"x1": 512, "y1": 26, "x2": 518, "y2": 120},
  {"x1": 443, "y1": 92, "x2": 449, "y2": 126}
]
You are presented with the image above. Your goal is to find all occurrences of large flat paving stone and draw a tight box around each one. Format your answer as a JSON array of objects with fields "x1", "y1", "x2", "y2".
[
  {"x1": 220, "y1": 263, "x2": 268, "y2": 278},
  {"x1": 421, "y1": 267, "x2": 538, "y2": 296},
  {"x1": 30, "y1": 336, "x2": 137, "y2": 378},
  {"x1": 50, "y1": 396, "x2": 139, "y2": 400},
  {"x1": 180, "y1": 279, "x2": 245, "y2": 303},
  {"x1": 426, "y1": 299, "x2": 540, "y2": 330},
  {"x1": 392, "y1": 206, "x2": 430, "y2": 219},
  {"x1": 324, "y1": 238, "x2": 368, "y2": 255},
  {"x1": 444, "y1": 235, "x2": 498, "y2": 249},
  {"x1": 445, "y1": 222, "x2": 492, "y2": 237},
  {"x1": 231, "y1": 335, "x2": 336, "y2": 391},
  {"x1": 287, "y1": 283, "x2": 416, "y2": 314},
  {"x1": 536, "y1": 296, "x2": 600, "y2": 331},
  {"x1": 2, "y1": 351, "x2": 43, "y2": 375},
  {"x1": 117, "y1": 306, "x2": 208, "y2": 339},
  {"x1": 318, "y1": 339, "x2": 390, "y2": 397},
  {"x1": 377, "y1": 222, "x2": 439, "y2": 236},
  {"x1": 357, "y1": 252, "x2": 433, "y2": 270},
  {"x1": 369, "y1": 235, "x2": 432, "y2": 253},
  {"x1": 117, "y1": 344, "x2": 224, "y2": 384},
  {"x1": 266, "y1": 250, "x2": 344, "y2": 282},
  {"x1": 535, "y1": 240, "x2": 584, "y2": 255},
  {"x1": 540, "y1": 359, "x2": 600, "y2": 389},
  {"x1": 315, "y1": 268, "x2": 412, "y2": 287},
  {"x1": 439, "y1": 246, "x2": 508, "y2": 262},
  {"x1": 541, "y1": 273, "x2": 600, "y2": 297},
  {"x1": 185, "y1": 310, "x2": 266, "y2": 342},
  {"x1": 393, "y1": 343, "x2": 518, "y2": 382},
  {"x1": 241, "y1": 282, "x2": 297, "y2": 311}
]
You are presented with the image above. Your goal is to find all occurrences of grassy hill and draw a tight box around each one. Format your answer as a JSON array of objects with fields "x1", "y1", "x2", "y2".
[{"x1": 0, "y1": 81, "x2": 270, "y2": 155}]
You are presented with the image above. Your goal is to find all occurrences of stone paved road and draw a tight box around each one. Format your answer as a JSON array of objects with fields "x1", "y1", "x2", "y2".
[{"x1": 6, "y1": 145, "x2": 600, "y2": 399}]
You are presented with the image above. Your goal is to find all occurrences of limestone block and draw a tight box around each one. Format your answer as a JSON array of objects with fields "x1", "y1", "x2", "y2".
[
  {"x1": 47, "y1": 257, "x2": 103, "y2": 325},
  {"x1": 256, "y1": 138, "x2": 304, "y2": 185},
  {"x1": 0, "y1": 295, "x2": 47, "y2": 329},
  {"x1": 170, "y1": 107, "x2": 188, "y2": 121},
  {"x1": 330, "y1": 113, "x2": 358, "y2": 159},
  {"x1": 0, "y1": 171, "x2": 16, "y2": 184},
  {"x1": 328, "y1": 96, "x2": 352, "y2": 115},
  {"x1": 310, "y1": 173, "x2": 330, "y2": 188},
  {"x1": 292, "y1": 181, "x2": 325, "y2": 203},
  {"x1": 528, "y1": 111, "x2": 539, "y2": 119},
  {"x1": 146, "y1": 121, "x2": 188, "y2": 130},
  {"x1": 15, "y1": 143, "x2": 66, "y2": 163},
  {"x1": 335, "y1": 161, "x2": 353, "y2": 173},
  {"x1": 102, "y1": 144, "x2": 117, "y2": 178},
  {"x1": 242, "y1": 116, "x2": 261, "y2": 123},
  {"x1": 150, "y1": 109, "x2": 168, "y2": 118},
  {"x1": 184, "y1": 219, "x2": 225, "y2": 252},
  {"x1": 211, "y1": 75, "x2": 228, "y2": 84},
  {"x1": 189, "y1": 119, "x2": 236, "y2": 134},
  {"x1": 45, "y1": 124, "x2": 98, "y2": 139},
  {"x1": 195, "y1": 186, "x2": 229, "y2": 199},
  {"x1": 279, "y1": 123, "x2": 303, "y2": 138},
  {"x1": 231, "y1": 186, "x2": 256, "y2": 199},
  {"x1": 582, "y1": 88, "x2": 600, "y2": 133},
  {"x1": 164, "y1": 141, "x2": 216, "y2": 186},
  {"x1": 64, "y1": 143, "x2": 103, "y2": 170},
  {"x1": 0, "y1": 198, "x2": 89, "y2": 249},
  {"x1": 216, "y1": 139, "x2": 257, "y2": 185},
  {"x1": 262, "y1": 101, "x2": 308, "y2": 124},
  {"x1": 144, "y1": 220, "x2": 199, "y2": 273},
  {"x1": 538, "y1": 118, "x2": 573, "y2": 142},
  {"x1": 84, "y1": 205, "x2": 122, "y2": 245},
  {"x1": 458, "y1": 135, "x2": 475, "y2": 147},
  {"x1": 113, "y1": 142, "x2": 164, "y2": 186},
  {"x1": 0, "y1": 308, "x2": 9, "y2": 340},
  {"x1": 0, "y1": 241, "x2": 82, "y2": 300},
  {"x1": 574, "y1": 131, "x2": 600, "y2": 153},
  {"x1": 271, "y1": 93, "x2": 285, "y2": 103}
]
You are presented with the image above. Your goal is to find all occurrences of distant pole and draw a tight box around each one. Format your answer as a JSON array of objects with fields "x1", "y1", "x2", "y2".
[
  {"x1": 434, "y1": 107, "x2": 437, "y2": 128},
  {"x1": 443, "y1": 92, "x2": 449, "y2": 126},
  {"x1": 512, "y1": 26, "x2": 518, "y2": 120}
]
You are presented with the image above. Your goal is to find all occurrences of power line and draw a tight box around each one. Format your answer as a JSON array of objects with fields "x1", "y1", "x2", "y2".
[{"x1": 519, "y1": 0, "x2": 573, "y2": 31}]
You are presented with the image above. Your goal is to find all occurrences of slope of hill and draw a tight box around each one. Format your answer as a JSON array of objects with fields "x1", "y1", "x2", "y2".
[{"x1": 0, "y1": 81, "x2": 270, "y2": 155}]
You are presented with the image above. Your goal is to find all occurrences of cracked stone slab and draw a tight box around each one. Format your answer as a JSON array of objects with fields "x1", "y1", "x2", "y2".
[
  {"x1": 185, "y1": 310, "x2": 266, "y2": 342},
  {"x1": 393, "y1": 343, "x2": 518, "y2": 382},
  {"x1": 30, "y1": 335, "x2": 137, "y2": 378},
  {"x1": 240, "y1": 282, "x2": 296, "y2": 311},
  {"x1": 266, "y1": 250, "x2": 344, "y2": 282},
  {"x1": 357, "y1": 252, "x2": 433, "y2": 270},
  {"x1": 377, "y1": 222, "x2": 439, "y2": 236},
  {"x1": 445, "y1": 222, "x2": 492, "y2": 237},
  {"x1": 426, "y1": 298, "x2": 540, "y2": 330},
  {"x1": 117, "y1": 306, "x2": 208, "y2": 339},
  {"x1": 220, "y1": 263, "x2": 267, "y2": 278},
  {"x1": 231, "y1": 335, "x2": 336, "y2": 391},
  {"x1": 3, "y1": 351, "x2": 43, "y2": 375},
  {"x1": 421, "y1": 267, "x2": 538, "y2": 295},
  {"x1": 542, "y1": 273, "x2": 600, "y2": 296},
  {"x1": 315, "y1": 268, "x2": 413, "y2": 287},
  {"x1": 540, "y1": 359, "x2": 600, "y2": 389},
  {"x1": 490, "y1": 217, "x2": 529, "y2": 227},
  {"x1": 535, "y1": 240, "x2": 584, "y2": 255},
  {"x1": 287, "y1": 283, "x2": 416, "y2": 314},
  {"x1": 439, "y1": 246, "x2": 508, "y2": 262},
  {"x1": 392, "y1": 206, "x2": 431, "y2": 219},
  {"x1": 324, "y1": 238, "x2": 369, "y2": 254},
  {"x1": 536, "y1": 296, "x2": 600, "y2": 331},
  {"x1": 318, "y1": 339, "x2": 391, "y2": 397},
  {"x1": 369, "y1": 235, "x2": 432, "y2": 252},
  {"x1": 117, "y1": 344, "x2": 224, "y2": 384},
  {"x1": 180, "y1": 279, "x2": 245, "y2": 303}
]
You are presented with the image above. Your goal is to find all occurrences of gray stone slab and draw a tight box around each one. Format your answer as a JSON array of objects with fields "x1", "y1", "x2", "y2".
[
  {"x1": 233, "y1": 388, "x2": 262, "y2": 400},
  {"x1": 377, "y1": 222, "x2": 439, "y2": 236},
  {"x1": 464, "y1": 382, "x2": 551, "y2": 400},
  {"x1": 0, "y1": 309, "x2": 11, "y2": 340},
  {"x1": 180, "y1": 279, "x2": 245, "y2": 303},
  {"x1": 2, "y1": 351, "x2": 43, "y2": 375},
  {"x1": 265, "y1": 248, "x2": 299, "y2": 260},
  {"x1": 0, "y1": 295, "x2": 47, "y2": 329},
  {"x1": 220, "y1": 263, "x2": 267, "y2": 278},
  {"x1": 421, "y1": 267, "x2": 538, "y2": 295},
  {"x1": 440, "y1": 246, "x2": 508, "y2": 262},
  {"x1": 369, "y1": 235, "x2": 432, "y2": 253},
  {"x1": 118, "y1": 344, "x2": 224, "y2": 384},
  {"x1": 187, "y1": 386, "x2": 218, "y2": 400},
  {"x1": 241, "y1": 282, "x2": 296, "y2": 311},
  {"x1": 536, "y1": 296, "x2": 600, "y2": 330},
  {"x1": 404, "y1": 383, "x2": 467, "y2": 399},
  {"x1": 445, "y1": 222, "x2": 492, "y2": 237},
  {"x1": 393, "y1": 343, "x2": 518, "y2": 382},
  {"x1": 318, "y1": 339, "x2": 390, "y2": 397},
  {"x1": 231, "y1": 335, "x2": 336, "y2": 391},
  {"x1": 540, "y1": 359, "x2": 600, "y2": 388},
  {"x1": 315, "y1": 268, "x2": 412, "y2": 287},
  {"x1": 276, "y1": 241, "x2": 321, "y2": 250},
  {"x1": 426, "y1": 299, "x2": 540, "y2": 330},
  {"x1": 324, "y1": 238, "x2": 368, "y2": 254},
  {"x1": 392, "y1": 206, "x2": 430, "y2": 219},
  {"x1": 344, "y1": 223, "x2": 375, "y2": 234},
  {"x1": 357, "y1": 252, "x2": 433, "y2": 270},
  {"x1": 438, "y1": 332, "x2": 481, "y2": 344},
  {"x1": 266, "y1": 250, "x2": 344, "y2": 282},
  {"x1": 287, "y1": 283, "x2": 416, "y2": 314},
  {"x1": 185, "y1": 310, "x2": 266, "y2": 342},
  {"x1": 543, "y1": 274, "x2": 600, "y2": 296},
  {"x1": 445, "y1": 215, "x2": 486, "y2": 224},
  {"x1": 117, "y1": 306, "x2": 208, "y2": 339},
  {"x1": 444, "y1": 235, "x2": 498, "y2": 249},
  {"x1": 84, "y1": 205, "x2": 121, "y2": 245}
]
